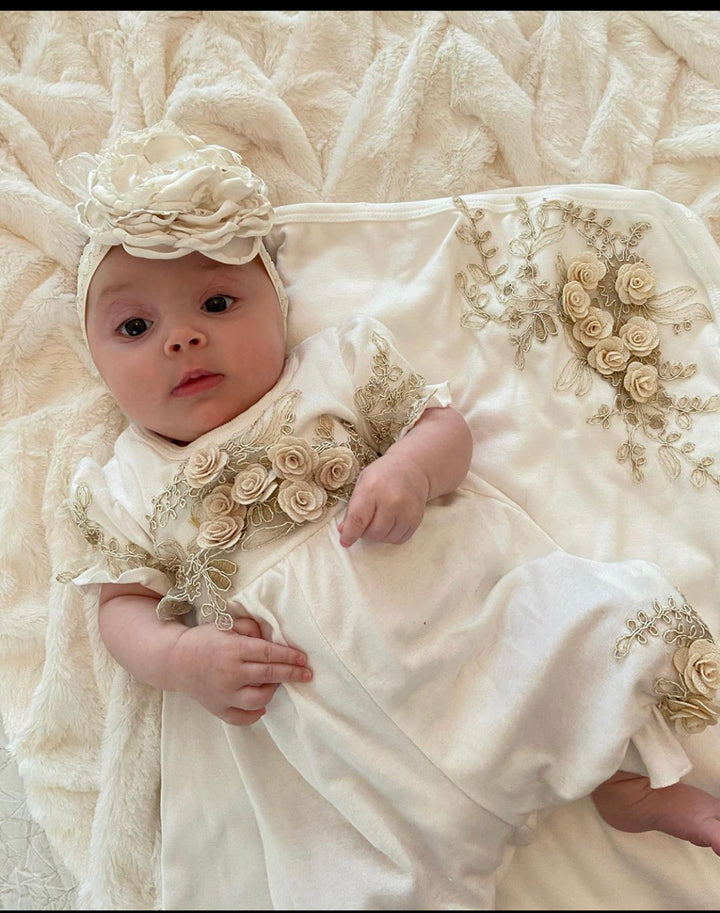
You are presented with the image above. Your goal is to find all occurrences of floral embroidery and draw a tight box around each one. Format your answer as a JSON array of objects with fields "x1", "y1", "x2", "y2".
[
  {"x1": 614, "y1": 596, "x2": 720, "y2": 734},
  {"x1": 142, "y1": 393, "x2": 376, "y2": 629},
  {"x1": 57, "y1": 484, "x2": 175, "y2": 588},
  {"x1": 152, "y1": 540, "x2": 239, "y2": 628},
  {"x1": 354, "y1": 330, "x2": 430, "y2": 452},
  {"x1": 454, "y1": 196, "x2": 720, "y2": 492}
]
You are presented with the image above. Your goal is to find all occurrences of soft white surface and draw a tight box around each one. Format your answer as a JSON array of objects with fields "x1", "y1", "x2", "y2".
[{"x1": 2, "y1": 9, "x2": 720, "y2": 910}]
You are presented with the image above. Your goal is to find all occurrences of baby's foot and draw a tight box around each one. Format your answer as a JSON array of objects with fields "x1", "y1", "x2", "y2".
[{"x1": 592, "y1": 771, "x2": 720, "y2": 856}]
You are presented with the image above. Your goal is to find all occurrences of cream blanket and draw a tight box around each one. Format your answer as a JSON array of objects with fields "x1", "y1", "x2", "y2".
[{"x1": 2, "y1": 10, "x2": 720, "y2": 911}]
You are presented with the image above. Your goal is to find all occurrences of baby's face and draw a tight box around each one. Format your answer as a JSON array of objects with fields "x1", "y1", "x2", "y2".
[{"x1": 85, "y1": 247, "x2": 287, "y2": 444}]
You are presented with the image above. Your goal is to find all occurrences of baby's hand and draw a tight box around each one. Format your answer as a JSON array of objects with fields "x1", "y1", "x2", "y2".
[
  {"x1": 170, "y1": 616, "x2": 312, "y2": 725},
  {"x1": 338, "y1": 452, "x2": 430, "y2": 548}
]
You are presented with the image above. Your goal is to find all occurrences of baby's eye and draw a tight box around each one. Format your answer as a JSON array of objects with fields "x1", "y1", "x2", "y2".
[
  {"x1": 120, "y1": 317, "x2": 152, "y2": 337},
  {"x1": 203, "y1": 295, "x2": 234, "y2": 313}
]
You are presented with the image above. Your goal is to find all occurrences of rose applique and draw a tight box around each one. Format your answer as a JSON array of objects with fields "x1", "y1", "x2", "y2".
[{"x1": 57, "y1": 120, "x2": 273, "y2": 264}]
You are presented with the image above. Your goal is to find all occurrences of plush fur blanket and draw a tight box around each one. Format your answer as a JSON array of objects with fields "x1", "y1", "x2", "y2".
[{"x1": 2, "y1": 10, "x2": 720, "y2": 910}]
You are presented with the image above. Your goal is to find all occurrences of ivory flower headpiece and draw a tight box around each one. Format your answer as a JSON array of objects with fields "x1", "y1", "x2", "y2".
[{"x1": 57, "y1": 120, "x2": 287, "y2": 347}]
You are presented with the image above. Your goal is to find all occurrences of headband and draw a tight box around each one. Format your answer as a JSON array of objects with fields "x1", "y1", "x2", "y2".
[{"x1": 57, "y1": 121, "x2": 288, "y2": 349}]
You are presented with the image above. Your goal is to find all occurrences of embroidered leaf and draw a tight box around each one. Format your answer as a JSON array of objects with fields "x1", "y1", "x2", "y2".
[
  {"x1": 533, "y1": 312, "x2": 558, "y2": 342},
  {"x1": 207, "y1": 565, "x2": 234, "y2": 591},
  {"x1": 508, "y1": 238, "x2": 531, "y2": 259},
  {"x1": 467, "y1": 262, "x2": 491, "y2": 283},
  {"x1": 242, "y1": 519, "x2": 295, "y2": 550},
  {"x1": 216, "y1": 612, "x2": 234, "y2": 631},
  {"x1": 657, "y1": 360, "x2": 697, "y2": 380},
  {"x1": 691, "y1": 468, "x2": 707, "y2": 488},
  {"x1": 461, "y1": 311, "x2": 491, "y2": 330},
  {"x1": 529, "y1": 223, "x2": 566, "y2": 254},
  {"x1": 455, "y1": 224, "x2": 476, "y2": 246},
  {"x1": 588, "y1": 404, "x2": 612, "y2": 428},
  {"x1": 555, "y1": 251, "x2": 568, "y2": 284},
  {"x1": 658, "y1": 445, "x2": 682, "y2": 480},
  {"x1": 554, "y1": 355, "x2": 592, "y2": 397},
  {"x1": 701, "y1": 395, "x2": 720, "y2": 413},
  {"x1": 643, "y1": 288, "x2": 712, "y2": 326},
  {"x1": 155, "y1": 540, "x2": 186, "y2": 568}
]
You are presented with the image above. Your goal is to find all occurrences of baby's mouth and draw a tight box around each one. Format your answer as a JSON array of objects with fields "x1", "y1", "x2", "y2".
[{"x1": 172, "y1": 370, "x2": 223, "y2": 397}]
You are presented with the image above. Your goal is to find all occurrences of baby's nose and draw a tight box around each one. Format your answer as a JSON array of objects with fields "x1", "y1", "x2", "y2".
[{"x1": 164, "y1": 326, "x2": 208, "y2": 354}]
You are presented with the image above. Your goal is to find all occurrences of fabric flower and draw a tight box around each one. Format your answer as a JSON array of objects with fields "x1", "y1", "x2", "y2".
[
  {"x1": 673, "y1": 639, "x2": 720, "y2": 699},
  {"x1": 561, "y1": 280, "x2": 592, "y2": 321},
  {"x1": 61, "y1": 121, "x2": 274, "y2": 264},
  {"x1": 184, "y1": 445, "x2": 228, "y2": 489},
  {"x1": 196, "y1": 516, "x2": 245, "y2": 550},
  {"x1": 571, "y1": 307, "x2": 614, "y2": 347},
  {"x1": 660, "y1": 693, "x2": 720, "y2": 735},
  {"x1": 202, "y1": 484, "x2": 239, "y2": 519},
  {"x1": 231, "y1": 463, "x2": 277, "y2": 505},
  {"x1": 268, "y1": 437, "x2": 319, "y2": 480},
  {"x1": 566, "y1": 251, "x2": 607, "y2": 290},
  {"x1": 586, "y1": 337, "x2": 630, "y2": 376},
  {"x1": 277, "y1": 479, "x2": 327, "y2": 523},
  {"x1": 615, "y1": 261, "x2": 655, "y2": 306},
  {"x1": 623, "y1": 362, "x2": 658, "y2": 403},
  {"x1": 618, "y1": 316, "x2": 660, "y2": 356},
  {"x1": 315, "y1": 447, "x2": 360, "y2": 490}
]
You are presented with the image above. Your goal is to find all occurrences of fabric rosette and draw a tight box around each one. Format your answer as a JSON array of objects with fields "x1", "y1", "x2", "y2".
[
  {"x1": 183, "y1": 445, "x2": 229, "y2": 489},
  {"x1": 57, "y1": 120, "x2": 274, "y2": 264},
  {"x1": 657, "y1": 638, "x2": 720, "y2": 735}
]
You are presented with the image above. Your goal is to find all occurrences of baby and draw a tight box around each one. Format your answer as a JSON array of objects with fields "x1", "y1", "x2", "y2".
[{"x1": 60, "y1": 122, "x2": 720, "y2": 910}]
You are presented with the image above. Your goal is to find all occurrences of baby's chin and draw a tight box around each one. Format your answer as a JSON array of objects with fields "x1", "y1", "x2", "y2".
[{"x1": 149, "y1": 415, "x2": 232, "y2": 446}]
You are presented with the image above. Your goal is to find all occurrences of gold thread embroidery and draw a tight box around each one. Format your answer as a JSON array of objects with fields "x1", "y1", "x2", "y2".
[
  {"x1": 353, "y1": 330, "x2": 430, "y2": 452},
  {"x1": 614, "y1": 596, "x2": 711, "y2": 657},
  {"x1": 454, "y1": 196, "x2": 720, "y2": 492},
  {"x1": 65, "y1": 484, "x2": 163, "y2": 577},
  {"x1": 150, "y1": 402, "x2": 369, "y2": 628},
  {"x1": 615, "y1": 596, "x2": 720, "y2": 735}
]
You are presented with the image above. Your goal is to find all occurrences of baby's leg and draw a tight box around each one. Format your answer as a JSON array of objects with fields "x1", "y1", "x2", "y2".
[{"x1": 592, "y1": 770, "x2": 720, "y2": 856}]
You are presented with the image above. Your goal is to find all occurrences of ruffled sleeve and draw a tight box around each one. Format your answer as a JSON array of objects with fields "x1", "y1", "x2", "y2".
[
  {"x1": 64, "y1": 454, "x2": 174, "y2": 597},
  {"x1": 336, "y1": 314, "x2": 451, "y2": 454}
]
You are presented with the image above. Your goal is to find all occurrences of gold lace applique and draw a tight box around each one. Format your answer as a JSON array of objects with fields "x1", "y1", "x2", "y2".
[
  {"x1": 454, "y1": 195, "x2": 720, "y2": 492},
  {"x1": 59, "y1": 484, "x2": 164, "y2": 579},
  {"x1": 153, "y1": 540, "x2": 238, "y2": 629},
  {"x1": 615, "y1": 596, "x2": 720, "y2": 734},
  {"x1": 144, "y1": 391, "x2": 372, "y2": 629},
  {"x1": 353, "y1": 330, "x2": 431, "y2": 453}
]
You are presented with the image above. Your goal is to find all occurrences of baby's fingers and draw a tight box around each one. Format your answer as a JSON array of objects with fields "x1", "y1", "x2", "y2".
[
  {"x1": 241, "y1": 660, "x2": 313, "y2": 685},
  {"x1": 338, "y1": 511, "x2": 369, "y2": 548},
  {"x1": 237, "y1": 634, "x2": 309, "y2": 670}
]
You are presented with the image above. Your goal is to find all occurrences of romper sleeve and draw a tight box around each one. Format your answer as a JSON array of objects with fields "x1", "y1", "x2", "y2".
[
  {"x1": 336, "y1": 313, "x2": 452, "y2": 454},
  {"x1": 64, "y1": 454, "x2": 175, "y2": 597}
]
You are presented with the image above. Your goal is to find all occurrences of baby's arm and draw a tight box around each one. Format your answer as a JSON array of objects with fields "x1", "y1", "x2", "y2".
[
  {"x1": 592, "y1": 769, "x2": 720, "y2": 856},
  {"x1": 339, "y1": 405, "x2": 473, "y2": 547},
  {"x1": 98, "y1": 582, "x2": 312, "y2": 725}
]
